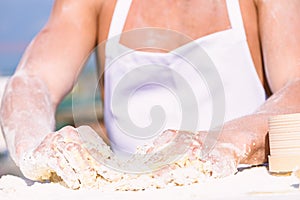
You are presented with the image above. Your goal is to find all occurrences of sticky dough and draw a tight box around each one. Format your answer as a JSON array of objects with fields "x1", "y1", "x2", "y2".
[{"x1": 59, "y1": 127, "x2": 214, "y2": 191}]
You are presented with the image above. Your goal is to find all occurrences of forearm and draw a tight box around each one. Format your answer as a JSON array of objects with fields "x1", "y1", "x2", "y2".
[
  {"x1": 219, "y1": 79, "x2": 300, "y2": 164},
  {"x1": 0, "y1": 71, "x2": 56, "y2": 165}
]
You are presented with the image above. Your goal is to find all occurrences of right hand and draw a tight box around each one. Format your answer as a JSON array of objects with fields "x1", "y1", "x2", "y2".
[{"x1": 19, "y1": 126, "x2": 114, "y2": 189}]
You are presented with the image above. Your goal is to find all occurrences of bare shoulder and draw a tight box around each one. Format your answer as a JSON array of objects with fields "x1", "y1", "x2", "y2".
[
  {"x1": 53, "y1": 0, "x2": 104, "y2": 10},
  {"x1": 52, "y1": 0, "x2": 104, "y2": 14},
  {"x1": 254, "y1": 0, "x2": 300, "y2": 7},
  {"x1": 47, "y1": 0, "x2": 116, "y2": 29},
  {"x1": 254, "y1": 0, "x2": 300, "y2": 92}
]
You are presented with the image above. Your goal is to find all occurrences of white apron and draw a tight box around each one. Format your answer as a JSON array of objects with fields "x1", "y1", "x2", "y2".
[{"x1": 103, "y1": 0, "x2": 266, "y2": 155}]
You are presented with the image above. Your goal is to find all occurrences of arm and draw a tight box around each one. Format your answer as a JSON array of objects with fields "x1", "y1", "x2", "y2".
[
  {"x1": 0, "y1": 0, "x2": 100, "y2": 166},
  {"x1": 199, "y1": 0, "x2": 300, "y2": 176}
]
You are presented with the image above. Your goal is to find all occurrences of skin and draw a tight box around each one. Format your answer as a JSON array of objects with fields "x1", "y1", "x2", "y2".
[{"x1": 1, "y1": 0, "x2": 300, "y2": 188}]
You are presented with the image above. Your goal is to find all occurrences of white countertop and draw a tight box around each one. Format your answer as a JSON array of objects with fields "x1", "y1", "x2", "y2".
[{"x1": 0, "y1": 158, "x2": 300, "y2": 200}]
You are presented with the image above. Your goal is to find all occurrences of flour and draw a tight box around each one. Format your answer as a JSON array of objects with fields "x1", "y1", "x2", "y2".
[
  {"x1": 1, "y1": 167, "x2": 300, "y2": 200},
  {"x1": 62, "y1": 127, "x2": 214, "y2": 191}
]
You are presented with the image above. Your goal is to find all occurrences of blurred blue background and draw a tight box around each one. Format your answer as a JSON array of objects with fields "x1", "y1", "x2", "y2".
[
  {"x1": 0, "y1": 0, "x2": 101, "y2": 129},
  {"x1": 0, "y1": 0, "x2": 54, "y2": 76}
]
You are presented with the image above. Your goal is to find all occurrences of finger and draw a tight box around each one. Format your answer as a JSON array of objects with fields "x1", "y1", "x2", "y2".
[
  {"x1": 59, "y1": 141, "x2": 101, "y2": 188},
  {"x1": 59, "y1": 126, "x2": 124, "y2": 186},
  {"x1": 76, "y1": 126, "x2": 114, "y2": 161},
  {"x1": 153, "y1": 129, "x2": 178, "y2": 147},
  {"x1": 20, "y1": 133, "x2": 65, "y2": 181},
  {"x1": 210, "y1": 157, "x2": 237, "y2": 177},
  {"x1": 21, "y1": 139, "x2": 81, "y2": 189},
  {"x1": 46, "y1": 144, "x2": 81, "y2": 189},
  {"x1": 143, "y1": 132, "x2": 194, "y2": 171},
  {"x1": 205, "y1": 148, "x2": 238, "y2": 177},
  {"x1": 76, "y1": 126, "x2": 125, "y2": 181},
  {"x1": 19, "y1": 150, "x2": 53, "y2": 181},
  {"x1": 57, "y1": 126, "x2": 82, "y2": 143},
  {"x1": 42, "y1": 132, "x2": 82, "y2": 188}
]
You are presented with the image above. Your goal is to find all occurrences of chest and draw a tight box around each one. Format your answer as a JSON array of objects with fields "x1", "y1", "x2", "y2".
[
  {"x1": 97, "y1": 0, "x2": 264, "y2": 83},
  {"x1": 100, "y1": 0, "x2": 231, "y2": 50}
]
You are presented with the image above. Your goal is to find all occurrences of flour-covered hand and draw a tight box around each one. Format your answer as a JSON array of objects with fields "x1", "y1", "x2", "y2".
[{"x1": 19, "y1": 126, "x2": 107, "y2": 189}]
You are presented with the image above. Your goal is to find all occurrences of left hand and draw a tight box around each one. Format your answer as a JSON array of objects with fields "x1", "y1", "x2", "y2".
[{"x1": 146, "y1": 129, "x2": 240, "y2": 177}]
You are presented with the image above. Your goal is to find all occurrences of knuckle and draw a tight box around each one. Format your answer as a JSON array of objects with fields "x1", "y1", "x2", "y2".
[
  {"x1": 65, "y1": 142, "x2": 81, "y2": 151},
  {"x1": 61, "y1": 125, "x2": 76, "y2": 132}
]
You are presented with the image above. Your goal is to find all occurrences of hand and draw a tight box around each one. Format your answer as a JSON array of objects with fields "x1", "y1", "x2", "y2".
[
  {"x1": 19, "y1": 126, "x2": 116, "y2": 189},
  {"x1": 147, "y1": 129, "x2": 239, "y2": 177},
  {"x1": 200, "y1": 143, "x2": 239, "y2": 177}
]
